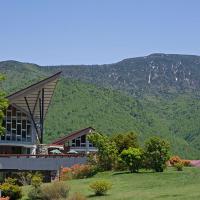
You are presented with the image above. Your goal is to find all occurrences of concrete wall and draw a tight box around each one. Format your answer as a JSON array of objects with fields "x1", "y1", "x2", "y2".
[{"x1": 0, "y1": 156, "x2": 87, "y2": 171}]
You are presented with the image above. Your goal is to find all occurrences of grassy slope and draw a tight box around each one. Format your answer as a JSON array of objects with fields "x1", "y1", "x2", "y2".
[
  {"x1": 68, "y1": 168, "x2": 200, "y2": 200},
  {"x1": 22, "y1": 168, "x2": 200, "y2": 200}
]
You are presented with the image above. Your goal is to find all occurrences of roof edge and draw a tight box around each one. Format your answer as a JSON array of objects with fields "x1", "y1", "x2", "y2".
[{"x1": 7, "y1": 71, "x2": 62, "y2": 100}]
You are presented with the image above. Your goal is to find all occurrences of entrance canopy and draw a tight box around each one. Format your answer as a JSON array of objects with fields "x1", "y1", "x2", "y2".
[{"x1": 6, "y1": 71, "x2": 62, "y2": 143}]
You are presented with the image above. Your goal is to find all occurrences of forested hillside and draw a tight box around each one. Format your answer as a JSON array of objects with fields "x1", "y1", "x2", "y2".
[{"x1": 1, "y1": 54, "x2": 200, "y2": 159}]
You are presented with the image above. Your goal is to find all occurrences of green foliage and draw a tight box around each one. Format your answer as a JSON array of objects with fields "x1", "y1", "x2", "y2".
[
  {"x1": 89, "y1": 180, "x2": 112, "y2": 196},
  {"x1": 2, "y1": 60, "x2": 200, "y2": 159},
  {"x1": 31, "y1": 174, "x2": 42, "y2": 189},
  {"x1": 87, "y1": 133, "x2": 118, "y2": 170},
  {"x1": 120, "y1": 147, "x2": 143, "y2": 173},
  {"x1": 0, "y1": 178, "x2": 22, "y2": 200},
  {"x1": 174, "y1": 162, "x2": 184, "y2": 171},
  {"x1": 27, "y1": 173, "x2": 43, "y2": 200},
  {"x1": 112, "y1": 132, "x2": 138, "y2": 154},
  {"x1": 28, "y1": 187, "x2": 43, "y2": 200},
  {"x1": 41, "y1": 181, "x2": 69, "y2": 200},
  {"x1": 144, "y1": 137, "x2": 170, "y2": 172},
  {"x1": 0, "y1": 73, "x2": 8, "y2": 134}
]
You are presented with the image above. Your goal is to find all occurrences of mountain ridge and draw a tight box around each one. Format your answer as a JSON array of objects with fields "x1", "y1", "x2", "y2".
[{"x1": 1, "y1": 54, "x2": 200, "y2": 159}]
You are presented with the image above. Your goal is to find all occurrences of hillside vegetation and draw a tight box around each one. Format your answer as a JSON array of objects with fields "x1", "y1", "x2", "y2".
[{"x1": 1, "y1": 54, "x2": 200, "y2": 158}]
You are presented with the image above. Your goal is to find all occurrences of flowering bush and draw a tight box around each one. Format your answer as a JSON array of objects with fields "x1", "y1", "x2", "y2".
[
  {"x1": 169, "y1": 156, "x2": 191, "y2": 167},
  {"x1": 61, "y1": 164, "x2": 98, "y2": 180},
  {"x1": 182, "y1": 160, "x2": 191, "y2": 167},
  {"x1": 169, "y1": 156, "x2": 182, "y2": 166}
]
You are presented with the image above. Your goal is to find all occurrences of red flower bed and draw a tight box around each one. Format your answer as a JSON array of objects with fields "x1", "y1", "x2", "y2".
[{"x1": 61, "y1": 164, "x2": 97, "y2": 180}]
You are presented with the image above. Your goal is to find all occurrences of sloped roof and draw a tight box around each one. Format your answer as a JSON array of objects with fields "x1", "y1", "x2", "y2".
[
  {"x1": 7, "y1": 71, "x2": 61, "y2": 121},
  {"x1": 52, "y1": 127, "x2": 95, "y2": 145}
]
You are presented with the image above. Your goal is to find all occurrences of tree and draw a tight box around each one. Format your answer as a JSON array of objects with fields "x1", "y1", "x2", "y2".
[
  {"x1": 111, "y1": 131, "x2": 138, "y2": 154},
  {"x1": 144, "y1": 137, "x2": 170, "y2": 172},
  {"x1": 120, "y1": 147, "x2": 143, "y2": 173},
  {"x1": 0, "y1": 74, "x2": 8, "y2": 134},
  {"x1": 87, "y1": 132, "x2": 118, "y2": 171}
]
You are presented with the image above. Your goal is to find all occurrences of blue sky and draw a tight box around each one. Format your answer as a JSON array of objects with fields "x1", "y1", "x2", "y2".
[{"x1": 0, "y1": 0, "x2": 200, "y2": 65}]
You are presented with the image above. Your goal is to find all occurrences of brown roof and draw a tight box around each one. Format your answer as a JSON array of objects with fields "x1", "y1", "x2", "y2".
[{"x1": 52, "y1": 127, "x2": 95, "y2": 145}]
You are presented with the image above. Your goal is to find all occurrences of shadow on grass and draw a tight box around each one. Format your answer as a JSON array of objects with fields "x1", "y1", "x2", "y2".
[
  {"x1": 112, "y1": 171, "x2": 130, "y2": 176},
  {"x1": 87, "y1": 194, "x2": 111, "y2": 198},
  {"x1": 112, "y1": 170, "x2": 154, "y2": 176}
]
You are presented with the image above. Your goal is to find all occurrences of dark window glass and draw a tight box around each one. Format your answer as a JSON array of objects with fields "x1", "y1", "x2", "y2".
[
  {"x1": 6, "y1": 135, "x2": 10, "y2": 141},
  {"x1": 7, "y1": 123, "x2": 11, "y2": 132},
  {"x1": 17, "y1": 112, "x2": 21, "y2": 123},
  {"x1": 81, "y1": 135, "x2": 86, "y2": 143},
  {"x1": 22, "y1": 131, "x2": 26, "y2": 141},
  {"x1": 76, "y1": 140, "x2": 80, "y2": 147},
  {"x1": 17, "y1": 136, "x2": 21, "y2": 141},
  {"x1": 12, "y1": 119, "x2": 16, "y2": 129},
  {"x1": 27, "y1": 125, "x2": 31, "y2": 136},
  {"x1": 22, "y1": 120, "x2": 26, "y2": 129},
  {"x1": 12, "y1": 107, "x2": 16, "y2": 116},
  {"x1": 17, "y1": 124, "x2": 21, "y2": 135},
  {"x1": 1, "y1": 135, "x2": 5, "y2": 140},
  {"x1": 27, "y1": 148, "x2": 31, "y2": 154}
]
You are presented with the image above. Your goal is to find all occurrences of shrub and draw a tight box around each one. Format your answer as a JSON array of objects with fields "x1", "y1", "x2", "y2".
[
  {"x1": 28, "y1": 187, "x2": 43, "y2": 200},
  {"x1": 27, "y1": 174, "x2": 43, "y2": 200},
  {"x1": 68, "y1": 193, "x2": 86, "y2": 200},
  {"x1": 169, "y1": 156, "x2": 182, "y2": 166},
  {"x1": 120, "y1": 147, "x2": 143, "y2": 173},
  {"x1": 61, "y1": 164, "x2": 98, "y2": 180},
  {"x1": 89, "y1": 180, "x2": 112, "y2": 196},
  {"x1": 182, "y1": 159, "x2": 191, "y2": 167},
  {"x1": 0, "y1": 178, "x2": 22, "y2": 200},
  {"x1": 31, "y1": 174, "x2": 42, "y2": 188},
  {"x1": 174, "y1": 162, "x2": 184, "y2": 171},
  {"x1": 169, "y1": 156, "x2": 191, "y2": 167},
  {"x1": 144, "y1": 137, "x2": 170, "y2": 172},
  {"x1": 41, "y1": 181, "x2": 69, "y2": 200},
  {"x1": 71, "y1": 164, "x2": 98, "y2": 179}
]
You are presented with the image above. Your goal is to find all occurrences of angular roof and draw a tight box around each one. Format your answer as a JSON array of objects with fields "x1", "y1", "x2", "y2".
[
  {"x1": 52, "y1": 127, "x2": 95, "y2": 145},
  {"x1": 7, "y1": 71, "x2": 62, "y2": 121}
]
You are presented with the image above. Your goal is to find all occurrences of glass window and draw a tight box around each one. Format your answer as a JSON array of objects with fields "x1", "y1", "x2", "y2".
[
  {"x1": 76, "y1": 140, "x2": 80, "y2": 147},
  {"x1": 12, "y1": 119, "x2": 16, "y2": 129},
  {"x1": 17, "y1": 135, "x2": 21, "y2": 141},
  {"x1": 7, "y1": 123, "x2": 11, "y2": 132},
  {"x1": 17, "y1": 124, "x2": 21, "y2": 135},
  {"x1": 12, "y1": 130, "x2": 16, "y2": 141},
  {"x1": 22, "y1": 120, "x2": 26, "y2": 129},
  {"x1": 81, "y1": 135, "x2": 86, "y2": 143}
]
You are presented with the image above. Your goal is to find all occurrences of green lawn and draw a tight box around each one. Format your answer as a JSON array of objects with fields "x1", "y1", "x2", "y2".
[{"x1": 22, "y1": 167, "x2": 200, "y2": 200}]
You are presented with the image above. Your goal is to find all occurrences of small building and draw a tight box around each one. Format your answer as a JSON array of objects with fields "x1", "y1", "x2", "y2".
[
  {"x1": 51, "y1": 127, "x2": 97, "y2": 153},
  {"x1": 0, "y1": 72, "x2": 61, "y2": 154}
]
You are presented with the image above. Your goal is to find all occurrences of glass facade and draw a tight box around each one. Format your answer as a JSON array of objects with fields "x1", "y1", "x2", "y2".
[
  {"x1": 0, "y1": 105, "x2": 32, "y2": 143},
  {"x1": 71, "y1": 135, "x2": 93, "y2": 147}
]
